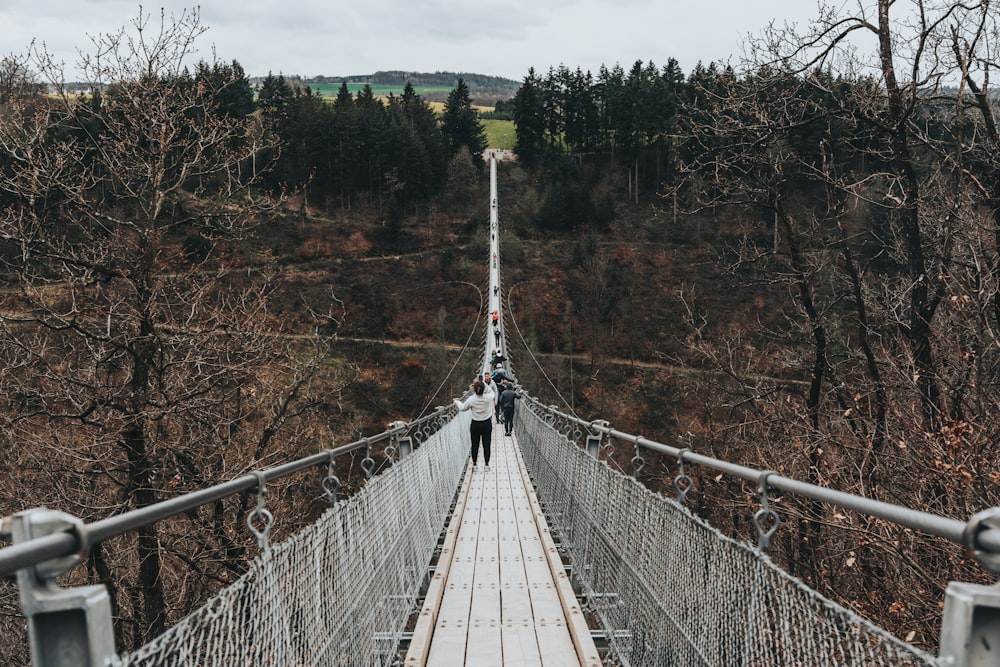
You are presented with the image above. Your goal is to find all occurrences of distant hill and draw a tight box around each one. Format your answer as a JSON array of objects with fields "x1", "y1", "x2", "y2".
[{"x1": 304, "y1": 70, "x2": 521, "y2": 105}]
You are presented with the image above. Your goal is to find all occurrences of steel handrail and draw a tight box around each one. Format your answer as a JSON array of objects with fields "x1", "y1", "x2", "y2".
[
  {"x1": 524, "y1": 396, "x2": 1000, "y2": 557},
  {"x1": 0, "y1": 410, "x2": 450, "y2": 577}
]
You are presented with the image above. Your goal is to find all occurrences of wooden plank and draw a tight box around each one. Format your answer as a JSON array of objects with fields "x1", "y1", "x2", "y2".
[
  {"x1": 507, "y1": 442, "x2": 579, "y2": 667},
  {"x1": 422, "y1": 433, "x2": 600, "y2": 666},
  {"x1": 465, "y1": 453, "x2": 503, "y2": 665},
  {"x1": 406, "y1": 462, "x2": 476, "y2": 667},
  {"x1": 497, "y1": 444, "x2": 543, "y2": 667},
  {"x1": 511, "y1": 435, "x2": 603, "y2": 667},
  {"x1": 425, "y1": 464, "x2": 484, "y2": 666}
]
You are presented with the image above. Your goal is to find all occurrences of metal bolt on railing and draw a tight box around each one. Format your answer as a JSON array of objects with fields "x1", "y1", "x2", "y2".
[
  {"x1": 361, "y1": 438, "x2": 376, "y2": 479},
  {"x1": 630, "y1": 435, "x2": 646, "y2": 478},
  {"x1": 673, "y1": 448, "x2": 693, "y2": 505},
  {"x1": 246, "y1": 471, "x2": 273, "y2": 553},
  {"x1": 753, "y1": 470, "x2": 780, "y2": 552},
  {"x1": 322, "y1": 449, "x2": 341, "y2": 506}
]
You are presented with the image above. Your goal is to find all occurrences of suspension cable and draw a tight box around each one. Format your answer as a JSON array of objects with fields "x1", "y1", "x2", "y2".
[
  {"x1": 504, "y1": 281, "x2": 580, "y2": 417},
  {"x1": 414, "y1": 279, "x2": 486, "y2": 420}
]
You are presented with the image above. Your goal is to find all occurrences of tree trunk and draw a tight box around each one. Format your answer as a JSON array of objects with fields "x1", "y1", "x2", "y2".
[
  {"x1": 124, "y1": 296, "x2": 167, "y2": 642},
  {"x1": 125, "y1": 421, "x2": 166, "y2": 642},
  {"x1": 776, "y1": 205, "x2": 825, "y2": 580},
  {"x1": 878, "y1": 0, "x2": 943, "y2": 431},
  {"x1": 837, "y1": 221, "x2": 888, "y2": 479}
]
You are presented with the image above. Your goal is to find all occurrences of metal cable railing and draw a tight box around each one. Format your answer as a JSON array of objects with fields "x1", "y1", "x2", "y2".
[
  {"x1": 116, "y1": 409, "x2": 471, "y2": 667},
  {"x1": 525, "y1": 398, "x2": 1000, "y2": 555},
  {"x1": 516, "y1": 395, "x2": 1000, "y2": 666},
  {"x1": 0, "y1": 407, "x2": 462, "y2": 667}
]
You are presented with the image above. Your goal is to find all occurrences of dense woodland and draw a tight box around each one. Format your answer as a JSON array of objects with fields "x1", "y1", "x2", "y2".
[{"x1": 2, "y1": 0, "x2": 1000, "y2": 662}]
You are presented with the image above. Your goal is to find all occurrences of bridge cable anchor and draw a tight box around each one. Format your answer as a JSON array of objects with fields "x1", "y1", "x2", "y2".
[
  {"x1": 385, "y1": 420, "x2": 408, "y2": 462},
  {"x1": 8, "y1": 508, "x2": 115, "y2": 667},
  {"x1": 247, "y1": 471, "x2": 273, "y2": 553},
  {"x1": 361, "y1": 437, "x2": 376, "y2": 480},
  {"x1": 673, "y1": 448, "x2": 693, "y2": 505},
  {"x1": 753, "y1": 470, "x2": 781, "y2": 552},
  {"x1": 961, "y1": 507, "x2": 1000, "y2": 574},
  {"x1": 322, "y1": 447, "x2": 341, "y2": 505},
  {"x1": 939, "y1": 507, "x2": 1000, "y2": 664},
  {"x1": 630, "y1": 435, "x2": 646, "y2": 478}
]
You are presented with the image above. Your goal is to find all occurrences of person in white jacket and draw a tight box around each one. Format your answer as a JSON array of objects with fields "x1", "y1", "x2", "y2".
[{"x1": 454, "y1": 378, "x2": 495, "y2": 470}]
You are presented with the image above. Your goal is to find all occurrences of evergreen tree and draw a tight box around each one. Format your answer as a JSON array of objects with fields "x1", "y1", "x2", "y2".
[
  {"x1": 257, "y1": 73, "x2": 294, "y2": 129},
  {"x1": 332, "y1": 81, "x2": 358, "y2": 208},
  {"x1": 563, "y1": 67, "x2": 598, "y2": 153},
  {"x1": 444, "y1": 145, "x2": 480, "y2": 217},
  {"x1": 513, "y1": 68, "x2": 546, "y2": 165},
  {"x1": 441, "y1": 77, "x2": 487, "y2": 166},
  {"x1": 597, "y1": 63, "x2": 627, "y2": 160},
  {"x1": 401, "y1": 81, "x2": 448, "y2": 197},
  {"x1": 355, "y1": 84, "x2": 389, "y2": 209},
  {"x1": 194, "y1": 60, "x2": 254, "y2": 118}
]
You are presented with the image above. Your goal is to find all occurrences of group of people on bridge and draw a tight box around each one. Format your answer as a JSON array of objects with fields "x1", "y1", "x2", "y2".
[{"x1": 453, "y1": 348, "x2": 520, "y2": 471}]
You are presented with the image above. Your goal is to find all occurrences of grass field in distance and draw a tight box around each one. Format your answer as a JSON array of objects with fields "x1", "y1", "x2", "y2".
[{"x1": 482, "y1": 119, "x2": 515, "y2": 149}]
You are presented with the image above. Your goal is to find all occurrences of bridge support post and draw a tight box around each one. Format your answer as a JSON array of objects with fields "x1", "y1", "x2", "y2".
[
  {"x1": 939, "y1": 582, "x2": 1000, "y2": 666},
  {"x1": 388, "y1": 420, "x2": 413, "y2": 459},
  {"x1": 6, "y1": 508, "x2": 116, "y2": 667},
  {"x1": 397, "y1": 436, "x2": 413, "y2": 458},
  {"x1": 940, "y1": 508, "x2": 1000, "y2": 666}
]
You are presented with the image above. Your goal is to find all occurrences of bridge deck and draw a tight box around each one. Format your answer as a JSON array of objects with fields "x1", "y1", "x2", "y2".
[{"x1": 406, "y1": 432, "x2": 600, "y2": 667}]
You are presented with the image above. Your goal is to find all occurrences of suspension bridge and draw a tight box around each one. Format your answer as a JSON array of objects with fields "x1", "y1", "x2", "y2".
[{"x1": 1, "y1": 156, "x2": 1000, "y2": 666}]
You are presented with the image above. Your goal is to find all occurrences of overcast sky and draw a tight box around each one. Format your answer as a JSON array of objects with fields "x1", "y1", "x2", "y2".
[{"x1": 3, "y1": 1, "x2": 823, "y2": 81}]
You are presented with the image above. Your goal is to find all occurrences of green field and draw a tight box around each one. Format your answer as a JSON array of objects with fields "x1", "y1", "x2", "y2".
[{"x1": 482, "y1": 119, "x2": 515, "y2": 149}]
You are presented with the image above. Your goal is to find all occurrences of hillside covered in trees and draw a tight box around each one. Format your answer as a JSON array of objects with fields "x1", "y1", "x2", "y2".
[
  {"x1": 306, "y1": 70, "x2": 520, "y2": 104},
  {"x1": 2, "y1": 0, "x2": 1000, "y2": 661}
]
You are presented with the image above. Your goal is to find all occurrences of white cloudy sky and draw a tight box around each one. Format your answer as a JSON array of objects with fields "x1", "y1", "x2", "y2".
[{"x1": 3, "y1": 1, "x2": 823, "y2": 81}]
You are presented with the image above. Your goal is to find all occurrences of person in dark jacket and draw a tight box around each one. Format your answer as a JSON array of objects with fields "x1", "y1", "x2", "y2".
[
  {"x1": 491, "y1": 365, "x2": 508, "y2": 422},
  {"x1": 498, "y1": 382, "x2": 522, "y2": 436}
]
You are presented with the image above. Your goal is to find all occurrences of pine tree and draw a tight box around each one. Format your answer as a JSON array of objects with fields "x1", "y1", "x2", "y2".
[
  {"x1": 441, "y1": 77, "x2": 487, "y2": 166},
  {"x1": 194, "y1": 60, "x2": 254, "y2": 118},
  {"x1": 513, "y1": 68, "x2": 546, "y2": 165},
  {"x1": 332, "y1": 82, "x2": 358, "y2": 208}
]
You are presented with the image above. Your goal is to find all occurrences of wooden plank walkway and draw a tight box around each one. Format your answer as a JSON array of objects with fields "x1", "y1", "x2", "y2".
[{"x1": 405, "y1": 432, "x2": 601, "y2": 667}]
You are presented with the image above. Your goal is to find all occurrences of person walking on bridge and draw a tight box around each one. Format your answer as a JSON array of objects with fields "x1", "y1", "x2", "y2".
[
  {"x1": 454, "y1": 378, "x2": 495, "y2": 470},
  {"x1": 491, "y1": 365, "x2": 508, "y2": 422},
  {"x1": 482, "y1": 371, "x2": 498, "y2": 423},
  {"x1": 499, "y1": 382, "x2": 522, "y2": 436}
]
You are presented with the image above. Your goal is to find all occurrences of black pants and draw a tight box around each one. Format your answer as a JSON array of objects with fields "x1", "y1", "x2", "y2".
[
  {"x1": 470, "y1": 418, "x2": 492, "y2": 465},
  {"x1": 503, "y1": 407, "x2": 515, "y2": 434}
]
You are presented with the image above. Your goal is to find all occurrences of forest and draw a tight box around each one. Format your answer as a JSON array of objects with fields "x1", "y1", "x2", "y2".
[{"x1": 1, "y1": 0, "x2": 1000, "y2": 661}]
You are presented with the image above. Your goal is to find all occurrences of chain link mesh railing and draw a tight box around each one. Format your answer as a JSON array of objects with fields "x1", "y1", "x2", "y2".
[
  {"x1": 114, "y1": 413, "x2": 470, "y2": 667},
  {"x1": 515, "y1": 406, "x2": 939, "y2": 667}
]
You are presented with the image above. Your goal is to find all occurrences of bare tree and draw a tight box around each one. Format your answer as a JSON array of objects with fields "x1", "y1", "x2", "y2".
[
  {"x1": 674, "y1": 0, "x2": 1000, "y2": 647},
  {"x1": 0, "y1": 53, "x2": 40, "y2": 103},
  {"x1": 0, "y1": 8, "x2": 331, "y2": 652}
]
